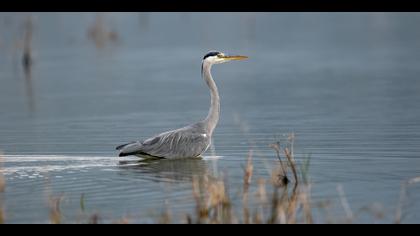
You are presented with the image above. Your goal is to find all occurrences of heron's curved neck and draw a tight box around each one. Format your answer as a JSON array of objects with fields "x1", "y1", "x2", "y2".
[{"x1": 202, "y1": 62, "x2": 220, "y2": 136}]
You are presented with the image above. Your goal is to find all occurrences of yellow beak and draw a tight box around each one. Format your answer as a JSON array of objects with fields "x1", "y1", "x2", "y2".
[{"x1": 220, "y1": 55, "x2": 248, "y2": 61}]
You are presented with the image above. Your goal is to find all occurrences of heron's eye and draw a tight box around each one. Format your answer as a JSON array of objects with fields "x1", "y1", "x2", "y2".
[{"x1": 217, "y1": 53, "x2": 224, "y2": 58}]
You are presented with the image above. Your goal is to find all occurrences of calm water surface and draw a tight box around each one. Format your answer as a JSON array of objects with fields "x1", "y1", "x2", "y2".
[{"x1": 0, "y1": 13, "x2": 420, "y2": 223}]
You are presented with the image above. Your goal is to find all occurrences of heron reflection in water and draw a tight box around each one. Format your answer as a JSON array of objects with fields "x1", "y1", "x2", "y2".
[
  {"x1": 117, "y1": 51, "x2": 248, "y2": 159},
  {"x1": 118, "y1": 158, "x2": 209, "y2": 182}
]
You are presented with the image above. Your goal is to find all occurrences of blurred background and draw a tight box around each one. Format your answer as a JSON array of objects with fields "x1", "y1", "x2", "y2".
[{"x1": 0, "y1": 13, "x2": 420, "y2": 223}]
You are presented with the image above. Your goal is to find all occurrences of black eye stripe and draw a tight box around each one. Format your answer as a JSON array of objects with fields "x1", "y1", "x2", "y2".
[{"x1": 203, "y1": 51, "x2": 220, "y2": 60}]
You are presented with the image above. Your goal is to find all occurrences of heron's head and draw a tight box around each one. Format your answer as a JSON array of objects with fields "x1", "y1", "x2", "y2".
[{"x1": 202, "y1": 51, "x2": 248, "y2": 65}]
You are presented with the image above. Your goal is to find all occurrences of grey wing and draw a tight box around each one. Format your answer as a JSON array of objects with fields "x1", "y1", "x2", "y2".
[{"x1": 140, "y1": 129, "x2": 211, "y2": 159}]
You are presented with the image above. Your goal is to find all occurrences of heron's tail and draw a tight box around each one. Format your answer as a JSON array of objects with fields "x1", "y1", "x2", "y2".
[
  {"x1": 118, "y1": 152, "x2": 131, "y2": 157},
  {"x1": 116, "y1": 141, "x2": 139, "y2": 151},
  {"x1": 116, "y1": 141, "x2": 143, "y2": 157}
]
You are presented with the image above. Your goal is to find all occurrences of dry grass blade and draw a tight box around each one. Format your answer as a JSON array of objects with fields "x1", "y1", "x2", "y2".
[{"x1": 243, "y1": 150, "x2": 254, "y2": 190}]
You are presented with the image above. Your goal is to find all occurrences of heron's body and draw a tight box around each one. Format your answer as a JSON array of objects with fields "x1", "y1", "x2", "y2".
[
  {"x1": 117, "y1": 51, "x2": 247, "y2": 159},
  {"x1": 117, "y1": 121, "x2": 210, "y2": 158}
]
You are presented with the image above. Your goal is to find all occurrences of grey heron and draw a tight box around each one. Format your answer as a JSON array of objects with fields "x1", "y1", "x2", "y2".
[{"x1": 116, "y1": 51, "x2": 248, "y2": 159}]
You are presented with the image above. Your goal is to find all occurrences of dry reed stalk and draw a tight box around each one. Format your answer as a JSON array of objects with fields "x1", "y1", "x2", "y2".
[
  {"x1": 255, "y1": 178, "x2": 267, "y2": 223},
  {"x1": 49, "y1": 195, "x2": 64, "y2": 224},
  {"x1": 267, "y1": 187, "x2": 281, "y2": 224},
  {"x1": 207, "y1": 179, "x2": 227, "y2": 223},
  {"x1": 192, "y1": 176, "x2": 208, "y2": 223},
  {"x1": 242, "y1": 150, "x2": 253, "y2": 224}
]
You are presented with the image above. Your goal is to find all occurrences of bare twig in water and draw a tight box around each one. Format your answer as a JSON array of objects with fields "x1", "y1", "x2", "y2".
[
  {"x1": 269, "y1": 143, "x2": 289, "y2": 186},
  {"x1": 269, "y1": 142, "x2": 288, "y2": 178},
  {"x1": 267, "y1": 134, "x2": 314, "y2": 224},
  {"x1": 269, "y1": 133, "x2": 299, "y2": 185},
  {"x1": 283, "y1": 147, "x2": 298, "y2": 185}
]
